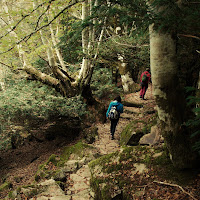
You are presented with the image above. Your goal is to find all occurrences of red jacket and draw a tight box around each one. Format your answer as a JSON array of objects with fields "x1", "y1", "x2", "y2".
[{"x1": 140, "y1": 71, "x2": 151, "y2": 83}]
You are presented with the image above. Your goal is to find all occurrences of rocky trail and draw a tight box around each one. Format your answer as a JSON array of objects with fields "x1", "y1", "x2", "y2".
[
  {"x1": 61, "y1": 87, "x2": 156, "y2": 200},
  {"x1": 94, "y1": 87, "x2": 155, "y2": 155},
  {"x1": 0, "y1": 86, "x2": 200, "y2": 200}
]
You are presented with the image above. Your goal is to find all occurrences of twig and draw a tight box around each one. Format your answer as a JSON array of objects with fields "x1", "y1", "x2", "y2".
[
  {"x1": 177, "y1": 34, "x2": 200, "y2": 40},
  {"x1": 35, "y1": 4, "x2": 51, "y2": 30},
  {"x1": 153, "y1": 180, "x2": 198, "y2": 200},
  {"x1": 0, "y1": 1, "x2": 47, "y2": 40},
  {"x1": 0, "y1": 61, "x2": 12, "y2": 68},
  {"x1": 0, "y1": 0, "x2": 84, "y2": 55},
  {"x1": 106, "y1": 29, "x2": 149, "y2": 48}
]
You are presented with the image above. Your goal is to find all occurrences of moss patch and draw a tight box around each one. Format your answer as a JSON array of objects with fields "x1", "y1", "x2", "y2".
[
  {"x1": 89, "y1": 146, "x2": 154, "y2": 199},
  {"x1": 60, "y1": 141, "x2": 94, "y2": 162},
  {"x1": 35, "y1": 141, "x2": 96, "y2": 182},
  {"x1": 89, "y1": 145, "x2": 198, "y2": 199},
  {"x1": 0, "y1": 182, "x2": 12, "y2": 192},
  {"x1": 120, "y1": 120, "x2": 148, "y2": 146},
  {"x1": 89, "y1": 151, "x2": 120, "y2": 171}
]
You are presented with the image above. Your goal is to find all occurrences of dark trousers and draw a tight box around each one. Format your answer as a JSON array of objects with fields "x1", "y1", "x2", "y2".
[
  {"x1": 110, "y1": 119, "x2": 119, "y2": 137},
  {"x1": 140, "y1": 83, "x2": 148, "y2": 99}
]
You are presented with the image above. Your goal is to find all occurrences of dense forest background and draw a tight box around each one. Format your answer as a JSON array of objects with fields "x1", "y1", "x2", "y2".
[{"x1": 0, "y1": 0, "x2": 199, "y2": 174}]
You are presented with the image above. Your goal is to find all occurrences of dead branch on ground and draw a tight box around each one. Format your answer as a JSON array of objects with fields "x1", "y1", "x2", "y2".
[{"x1": 153, "y1": 180, "x2": 198, "y2": 200}]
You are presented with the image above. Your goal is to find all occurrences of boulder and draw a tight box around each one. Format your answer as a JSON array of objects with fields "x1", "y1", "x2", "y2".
[
  {"x1": 10, "y1": 126, "x2": 32, "y2": 149},
  {"x1": 30, "y1": 179, "x2": 67, "y2": 200},
  {"x1": 120, "y1": 130, "x2": 144, "y2": 146},
  {"x1": 139, "y1": 125, "x2": 164, "y2": 145},
  {"x1": 53, "y1": 169, "x2": 66, "y2": 182}
]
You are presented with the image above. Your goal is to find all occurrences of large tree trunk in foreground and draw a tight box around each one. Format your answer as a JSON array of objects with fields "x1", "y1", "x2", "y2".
[{"x1": 150, "y1": 25, "x2": 198, "y2": 169}]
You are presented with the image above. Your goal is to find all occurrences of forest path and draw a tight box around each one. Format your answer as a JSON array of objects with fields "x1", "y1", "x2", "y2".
[
  {"x1": 94, "y1": 84, "x2": 154, "y2": 155},
  {"x1": 0, "y1": 85, "x2": 155, "y2": 200},
  {"x1": 1, "y1": 85, "x2": 199, "y2": 200},
  {"x1": 64, "y1": 85, "x2": 155, "y2": 199}
]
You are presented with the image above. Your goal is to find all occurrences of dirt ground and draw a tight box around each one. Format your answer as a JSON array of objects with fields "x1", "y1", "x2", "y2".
[
  {"x1": 0, "y1": 85, "x2": 200, "y2": 199},
  {"x1": 0, "y1": 135, "x2": 82, "y2": 198}
]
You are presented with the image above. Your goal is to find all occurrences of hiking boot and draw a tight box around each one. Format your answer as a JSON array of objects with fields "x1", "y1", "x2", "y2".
[{"x1": 111, "y1": 136, "x2": 115, "y2": 140}]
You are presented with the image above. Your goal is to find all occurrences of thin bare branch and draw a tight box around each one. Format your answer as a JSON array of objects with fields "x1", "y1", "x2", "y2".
[
  {"x1": 0, "y1": 1, "x2": 47, "y2": 40},
  {"x1": 38, "y1": 55, "x2": 51, "y2": 67},
  {"x1": 153, "y1": 181, "x2": 198, "y2": 200},
  {"x1": 0, "y1": 61, "x2": 12, "y2": 68},
  {"x1": 0, "y1": 0, "x2": 83, "y2": 55},
  {"x1": 35, "y1": 4, "x2": 51, "y2": 30},
  {"x1": 178, "y1": 34, "x2": 200, "y2": 40},
  {"x1": 0, "y1": 16, "x2": 8, "y2": 25}
]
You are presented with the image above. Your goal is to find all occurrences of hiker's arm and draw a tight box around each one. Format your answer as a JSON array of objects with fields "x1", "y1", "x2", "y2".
[
  {"x1": 119, "y1": 104, "x2": 123, "y2": 113},
  {"x1": 106, "y1": 103, "x2": 112, "y2": 117},
  {"x1": 148, "y1": 73, "x2": 151, "y2": 83}
]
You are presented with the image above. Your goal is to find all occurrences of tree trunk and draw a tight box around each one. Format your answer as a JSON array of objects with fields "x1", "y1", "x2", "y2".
[
  {"x1": 149, "y1": 25, "x2": 197, "y2": 169},
  {"x1": 33, "y1": 0, "x2": 76, "y2": 97},
  {"x1": 1, "y1": 0, "x2": 59, "y2": 88},
  {"x1": 77, "y1": 0, "x2": 99, "y2": 104},
  {"x1": 118, "y1": 54, "x2": 137, "y2": 93}
]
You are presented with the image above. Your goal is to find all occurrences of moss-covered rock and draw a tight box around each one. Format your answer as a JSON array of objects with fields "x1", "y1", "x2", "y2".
[
  {"x1": 34, "y1": 141, "x2": 99, "y2": 182},
  {"x1": 120, "y1": 121, "x2": 146, "y2": 146},
  {"x1": 7, "y1": 179, "x2": 66, "y2": 200},
  {"x1": 89, "y1": 146, "x2": 153, "y2": 200}
]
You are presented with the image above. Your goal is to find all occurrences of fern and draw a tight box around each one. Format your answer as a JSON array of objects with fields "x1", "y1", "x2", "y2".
[{"x1": 185, "y1": 87, "x2": 200, "y2": 154}]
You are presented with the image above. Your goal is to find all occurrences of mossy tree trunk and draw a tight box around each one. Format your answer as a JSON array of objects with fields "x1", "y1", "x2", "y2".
[
  {"x1": 149, "y1": 25, "x2": 197, "y2": 169},
  {"x1": 1, "y1": 0, "x2": 99, "y2": 103}
]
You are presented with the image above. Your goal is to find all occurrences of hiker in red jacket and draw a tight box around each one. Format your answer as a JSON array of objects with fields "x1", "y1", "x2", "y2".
[{"x1": 139, "y1": 67, "x2": 151, "y2": 100}]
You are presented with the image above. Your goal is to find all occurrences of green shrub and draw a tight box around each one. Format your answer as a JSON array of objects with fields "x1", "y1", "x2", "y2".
[
  {"x1": 91, "y1": 67, "x2": 123, "y2": 99},
  {"x1": 0, "y1": 79, "x2": 87, "y2": 122}
]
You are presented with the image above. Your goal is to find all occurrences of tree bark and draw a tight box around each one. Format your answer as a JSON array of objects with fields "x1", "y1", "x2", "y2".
[
  {"x1": 1, "y1": 0, "x2": 59, "y2": 88},
  {"x1": 149, "y1": 24, "x2": 197, "y2": 169},
  {"x1": 33, "y1": 0, "x2": 76, "y2": 96},
  {"x1": 118, "y1": 54, "x2": 136, "y2": 93}
]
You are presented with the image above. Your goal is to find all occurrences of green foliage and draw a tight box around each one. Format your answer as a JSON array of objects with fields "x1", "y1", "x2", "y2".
[
  {"x1": 91, "y1": 67, "x2": 123, "y2": 99},
  {"x1": 95, "y1": 0, "x2": 150, "y2": 33},
  {"x1": 32, "y1": 58, "x2": 50, "y2": 74},
  {"x1": 98, "y1": 34, "x2": 150, "y2": 82},
  {"x1": 150, "y1": 0, "x2": 200, "y2": 34},
  {"x1": 185, "y1": 87, "x2": 200, "y2": 154},
  {"x1": 59, "y1": 18, "x2": 83, "y2": 64},
  {"x1": 0, "y1": 182, "x2": 12, "y2": 192},
  {"x1": 0, "y1": 78, "x2": 87, "y2": 123}
]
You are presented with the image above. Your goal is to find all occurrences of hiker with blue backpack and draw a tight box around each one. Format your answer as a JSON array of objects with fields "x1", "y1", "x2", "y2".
[
  {"x1": 106, "y1": 96, "x2": 123, "y2": 140},
  {"x1": 139, "y1": 67, "x2": 151, "y2": 100}
]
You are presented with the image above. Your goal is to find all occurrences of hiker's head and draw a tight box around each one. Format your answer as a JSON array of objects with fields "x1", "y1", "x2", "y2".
[
  {"x1": 114, "y1": 96, "x2": 121, "y2": 103},
  {"x1": 146, "y1": 67, "x2": 150, "y2": 72}
]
